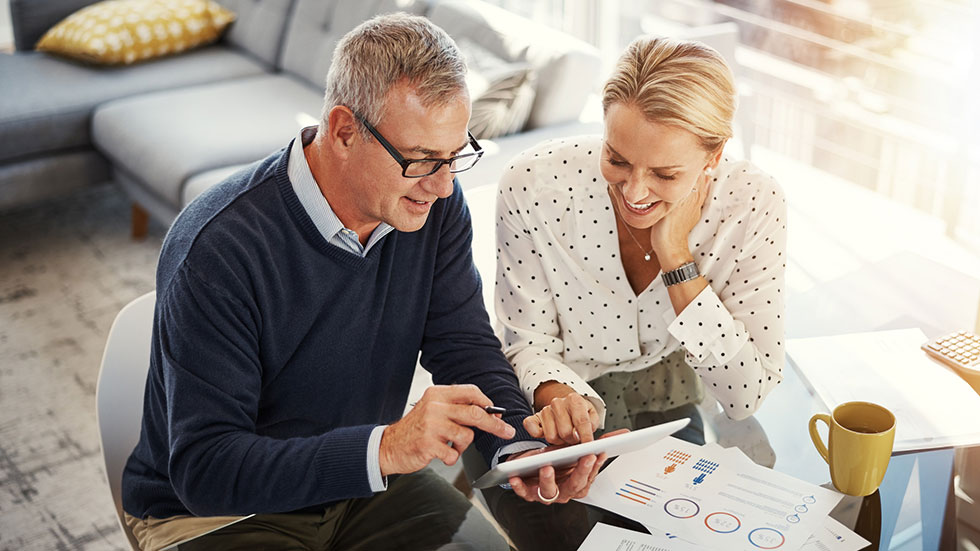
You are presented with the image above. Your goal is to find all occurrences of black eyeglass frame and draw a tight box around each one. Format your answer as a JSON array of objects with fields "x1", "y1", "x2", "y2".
[{"x1": 354, "y1": 113, "x2": 483, "y2": 178}]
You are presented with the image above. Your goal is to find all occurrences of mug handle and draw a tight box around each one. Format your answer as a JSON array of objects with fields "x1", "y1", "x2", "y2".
[{"x1": 809, "y1": 414, "x2": 831, "y2": 464}]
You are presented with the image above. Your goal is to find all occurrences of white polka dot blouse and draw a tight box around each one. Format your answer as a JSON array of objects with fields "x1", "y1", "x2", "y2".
[{"x1": 494, "y1": 135, "x2": 787, "y2": 423}]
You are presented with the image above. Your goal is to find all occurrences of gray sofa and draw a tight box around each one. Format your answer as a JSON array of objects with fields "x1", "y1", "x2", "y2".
[{"x1": 0, "y1": 0, "x2": 601, "y2": 233}]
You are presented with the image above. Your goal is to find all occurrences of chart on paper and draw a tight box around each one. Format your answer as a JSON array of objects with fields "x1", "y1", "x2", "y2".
[
  {"x1": 579, "y1": 438, "x2": 843, "y2": 551},
  {"x1": 616, "y1": 478, "x2": 661, "y2": 505}
]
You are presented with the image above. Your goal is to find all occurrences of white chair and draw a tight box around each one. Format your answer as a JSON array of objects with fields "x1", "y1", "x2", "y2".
[{"x1": 96, "y1": 291, "x2": 156, "y2": 551}]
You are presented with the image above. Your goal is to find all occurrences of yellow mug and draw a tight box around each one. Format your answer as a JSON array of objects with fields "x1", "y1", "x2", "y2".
[{"x1": 809, "y1": 401, "x2": 896, "y2": 496}]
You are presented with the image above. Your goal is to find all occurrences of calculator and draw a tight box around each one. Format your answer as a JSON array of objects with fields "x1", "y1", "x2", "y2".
[{"x1": 921, "y1": 330, "x2": 980, "y2": 370}]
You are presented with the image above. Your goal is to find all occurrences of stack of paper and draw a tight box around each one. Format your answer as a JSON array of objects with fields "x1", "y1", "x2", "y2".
[
  {"x1": 577, "y1": 436, "x2": 870, "y2": 551},
  {"x1": 576, "y1": 523, "x2": 701, "y2": 551},
  {"x1": 786, "y1": 328, "x2": 980, "y2": 452}
]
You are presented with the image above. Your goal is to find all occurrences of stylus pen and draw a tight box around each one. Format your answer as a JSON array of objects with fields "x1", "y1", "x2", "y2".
[{"x1": 408, "y1": 402, "x2": 509, "y2": 416}]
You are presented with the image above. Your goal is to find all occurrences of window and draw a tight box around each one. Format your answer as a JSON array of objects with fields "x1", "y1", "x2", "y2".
[{"x1": 486, "y1": 0, "x2": 980, "y2": 254}]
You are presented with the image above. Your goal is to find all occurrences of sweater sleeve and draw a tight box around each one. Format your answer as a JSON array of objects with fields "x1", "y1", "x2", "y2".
[
  {"x1": 419, "y1": 182, "x2": 541, "y2": 465},
  {"x1": 158, "y1": 265, "x2": 377, "y2": 516}
]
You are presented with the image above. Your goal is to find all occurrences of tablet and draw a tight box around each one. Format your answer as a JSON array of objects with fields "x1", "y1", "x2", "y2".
[{"x1": 471, "y1": 417, "x2": 689, "y2": 489}]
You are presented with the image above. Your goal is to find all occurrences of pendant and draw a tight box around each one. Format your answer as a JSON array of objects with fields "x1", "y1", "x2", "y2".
[{"x1": 644, "y1": 254, "x2": 651, "y2": 261}]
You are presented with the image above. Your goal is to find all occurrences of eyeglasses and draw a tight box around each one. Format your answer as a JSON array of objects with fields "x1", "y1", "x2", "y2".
[{"x1": 355, "y1": 113, "x2": 483, "y2": 178}]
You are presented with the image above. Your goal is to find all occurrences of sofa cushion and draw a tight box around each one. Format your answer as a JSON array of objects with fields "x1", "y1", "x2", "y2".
[
  {"x1": 92, "y1": 74, "x2": 322, "y2": 207},
  {"x1": 457, "y1": 38, "x2": 536, "y2": 139},
  {"x1": 277, "y1": 0, "x2": 426, "y2": 88},
  {"x1": 181, "y1": 163, "x2": 251, "y2": 206},
  {"x1": 36, "y1": 0, "x2": 237, "y2": 65},
  {"x1": 427, "y1": 0, "x2": 601, "y2": 130},
  {"x1": 0, "y1": 46, "x2": 267, "y2": 164},
  {"x1": 215, "y1": 0, "x2": 296, "y2": 67}
]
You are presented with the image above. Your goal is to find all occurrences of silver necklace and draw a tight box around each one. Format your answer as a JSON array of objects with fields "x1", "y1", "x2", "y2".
[{"x1": 621, "y1": 222, "x2": 654, "y2": 262}]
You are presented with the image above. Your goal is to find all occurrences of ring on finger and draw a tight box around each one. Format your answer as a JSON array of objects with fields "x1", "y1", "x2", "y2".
[{"x1": 537, "y1": 486, "x2": 559, "y2": 503}]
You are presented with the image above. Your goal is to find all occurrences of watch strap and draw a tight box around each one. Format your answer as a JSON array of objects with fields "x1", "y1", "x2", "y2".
[{"x1": 661, "y1": 261, "x2": 699, "y2": 286}]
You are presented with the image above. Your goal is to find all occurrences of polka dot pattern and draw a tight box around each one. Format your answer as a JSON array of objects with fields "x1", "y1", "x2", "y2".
[{"x1": 494, "y1": 135, "x2": 787, "y2": 423}]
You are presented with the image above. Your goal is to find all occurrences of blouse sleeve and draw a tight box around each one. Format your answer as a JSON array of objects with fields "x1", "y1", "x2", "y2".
[
  {"x1": 667, "y1": 172, "x2": 788, "y2": 421},
  {"x1": 494, "y1": 169, "x2": 607, "y2": 424}
]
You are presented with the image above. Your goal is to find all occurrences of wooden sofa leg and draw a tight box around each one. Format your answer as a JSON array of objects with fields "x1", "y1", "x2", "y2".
[{"x1": 131, "y1": 203, "x2": 149, "y2": 240}]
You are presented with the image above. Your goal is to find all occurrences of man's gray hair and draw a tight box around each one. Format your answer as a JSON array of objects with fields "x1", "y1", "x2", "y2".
[{"x1": 321, "y1": 13, "x2": 467, "y2": 138}]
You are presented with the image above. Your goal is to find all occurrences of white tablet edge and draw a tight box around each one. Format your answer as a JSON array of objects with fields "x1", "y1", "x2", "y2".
[{"x1": 472, "y1": 417, "x2": 690, "y2": 489}]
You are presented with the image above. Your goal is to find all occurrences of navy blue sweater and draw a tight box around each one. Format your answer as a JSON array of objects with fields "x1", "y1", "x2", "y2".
[{"x1": 122, "y1": 143, "x2": 536, "y2": 519}]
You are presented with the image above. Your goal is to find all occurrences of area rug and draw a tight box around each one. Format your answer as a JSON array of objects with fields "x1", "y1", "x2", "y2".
[{"x1": 0, "y1": 184, "x2": 164, "y2": 550}]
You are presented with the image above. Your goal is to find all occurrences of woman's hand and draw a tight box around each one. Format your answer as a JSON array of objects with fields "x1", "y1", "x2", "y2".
[
  {"x1": 649, "y1": 172, "x2": 712, "y2": 262},
  {"x1": 526, "y1": 383, "x2": 600, "y2": 445},
  {"x1": 508, "y1": 451, "x2": 605, "y2": 505}
]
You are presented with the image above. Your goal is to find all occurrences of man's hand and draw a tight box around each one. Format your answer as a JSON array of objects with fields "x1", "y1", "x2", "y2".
[
  {"x1": 525, "y1": 390, "x2": 600, "y2": 445},
  {"x1": 379, "y1": 385, "x2": 516, "y2": 476},
  {"x1": 507, "y1": 429, "x2": 629, "y2": 504}
]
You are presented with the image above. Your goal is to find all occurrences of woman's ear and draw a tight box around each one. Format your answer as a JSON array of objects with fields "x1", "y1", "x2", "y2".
[{"x1": 705, "y1": 142, "x2": 726, "y2": 172}]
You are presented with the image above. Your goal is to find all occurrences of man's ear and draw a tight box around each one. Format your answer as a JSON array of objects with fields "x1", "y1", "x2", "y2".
[{"x1": 326, "y1": 106, "x2": 359, "y2": 159}]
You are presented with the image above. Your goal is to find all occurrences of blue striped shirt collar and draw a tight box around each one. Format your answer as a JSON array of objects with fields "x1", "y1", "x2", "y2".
[{"x1": 287, "y1": 126, "x2": 393, "y2": 256}]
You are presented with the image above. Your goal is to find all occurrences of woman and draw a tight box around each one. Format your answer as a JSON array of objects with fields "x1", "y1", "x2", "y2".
[{"x1": 496, "y1": 35, "x2": 786, "y2": 450}]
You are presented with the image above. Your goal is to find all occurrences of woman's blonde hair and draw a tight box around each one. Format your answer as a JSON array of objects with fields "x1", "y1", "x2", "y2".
[{"x1": 603, "y1": 36, "x2": 736, "y2": 153}]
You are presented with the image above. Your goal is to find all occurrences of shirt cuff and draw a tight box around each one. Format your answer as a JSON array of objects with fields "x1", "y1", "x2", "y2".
[
  {"x1": 664, "y1": 286, "x2": 745, "y2": 363},
  {"x1": 367, "y1": 425, "x2": 388, "y2": 492},
  {"x1": 490, "y1": 440, "x2": 547, "y2": 469},
  {"x1": 491, "y1": 440, "x2": 547, "y2": 489}
]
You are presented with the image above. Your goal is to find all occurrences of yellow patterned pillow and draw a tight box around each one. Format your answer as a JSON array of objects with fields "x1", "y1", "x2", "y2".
[{"x1": 36, "y1": 0, "x2": 236, "y2": 65}]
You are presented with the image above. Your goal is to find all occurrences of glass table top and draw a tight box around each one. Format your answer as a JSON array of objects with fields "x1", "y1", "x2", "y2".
[{"x1": 700, "y1": 358, "x2": 960, "y2": 551}]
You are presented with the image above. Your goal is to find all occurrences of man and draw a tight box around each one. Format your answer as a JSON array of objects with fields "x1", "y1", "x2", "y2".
[{"x1": 121, "y1": 13, "x2": 603, "y2": 551}]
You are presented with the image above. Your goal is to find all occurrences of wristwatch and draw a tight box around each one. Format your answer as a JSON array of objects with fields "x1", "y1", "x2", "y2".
[{"x1": 661, "y1": 261, "x2": 700, "y2": 286}]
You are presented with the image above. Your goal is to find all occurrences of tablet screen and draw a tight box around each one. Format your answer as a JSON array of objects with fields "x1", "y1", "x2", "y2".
[{"x1": 471, "y1": 417, "x2": 690, "y2": 489}]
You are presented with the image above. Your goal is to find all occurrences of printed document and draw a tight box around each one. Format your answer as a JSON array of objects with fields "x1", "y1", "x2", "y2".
[
  {"x1": 576, "y1": 523, "x2": 700, "y2": 551},
  {"x1": 583, "y1": 516, "x2": 870, "y2": 551},
  {"x1": 578, "y1": 437, "x2": 843, "y2": 551},
  {"x1": 801, "y1": 517, "x2": 871, "y2": 551}
]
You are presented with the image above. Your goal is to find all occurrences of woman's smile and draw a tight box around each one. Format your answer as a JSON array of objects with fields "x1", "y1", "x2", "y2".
[{"x1": 623, "y1": 198, "x2": 659, "y2": 214}]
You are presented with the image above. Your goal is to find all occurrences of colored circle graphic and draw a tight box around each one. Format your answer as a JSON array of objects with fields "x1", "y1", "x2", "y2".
[
  {"x1": 664, "y1": 498, "x2": 700, "y2": 519},
  {"x1": 748, "y1": 528, "x2": 786, "y2": 549},
  {"x1": 704, "y1": 512, "x2": 741, "y2": 533}
]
